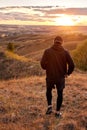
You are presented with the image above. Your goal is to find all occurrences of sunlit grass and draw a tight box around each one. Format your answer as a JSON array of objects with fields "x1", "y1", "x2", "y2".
[
  {"x1": 72, "y1": 40, "x2": 87, "y2": 71},
  {"x1": 0, "y1": 72, "x2": 87, "y2": 130},
  {"x1": 5, "y1": 51, "x2": 29, "y2": 62}
]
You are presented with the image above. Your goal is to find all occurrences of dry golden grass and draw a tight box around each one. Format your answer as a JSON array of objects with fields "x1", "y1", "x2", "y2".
[
  {"x1": 5, "y1": 51, "x2": 29, "y2": 62},
  {"x1": 0, "y1": 27, "x2": 87, "y2": 130},
  {"x1": 72, "y1": 40, "x2": 87, "y2": 71},
  {"x1": 0, "y1": 51, "x2": 43, "y2": 80},
  {"x1": 0, "y1": 71, "x2": 87, "y2": 130}
]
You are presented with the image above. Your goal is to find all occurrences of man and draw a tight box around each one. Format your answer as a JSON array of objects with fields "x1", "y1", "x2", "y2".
[{"x1": 40, "y1": 36, "x2": 75, "y2": 118}]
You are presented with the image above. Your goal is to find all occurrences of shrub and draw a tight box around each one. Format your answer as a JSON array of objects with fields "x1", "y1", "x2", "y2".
[
  {"x1": 72, "y1": 40, "x2": 87, "y2": 71},
  {"x1": 7, "y1": 42, "x2": 14, "y2": 52}
]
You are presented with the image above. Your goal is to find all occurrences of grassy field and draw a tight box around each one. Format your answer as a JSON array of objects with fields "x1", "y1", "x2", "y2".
[
  {"x1": 0, "y1": 71, "x2": 87, "y2": 130},
  {"x1": 0, "y1": 25, "x2": 87, "y2": 130}
]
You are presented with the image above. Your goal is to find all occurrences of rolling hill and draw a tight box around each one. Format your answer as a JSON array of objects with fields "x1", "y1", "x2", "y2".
[{"x1": 0, "y1": 25, "x2": 87, "y2": 130}]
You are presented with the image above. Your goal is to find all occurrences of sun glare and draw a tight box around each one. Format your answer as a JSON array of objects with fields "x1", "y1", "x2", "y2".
[{"x1": 55, "y1": 15, "x2": 75, "y2": 26}]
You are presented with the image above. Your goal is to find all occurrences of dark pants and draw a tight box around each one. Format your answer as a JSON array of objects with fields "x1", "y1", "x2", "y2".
[{"x1": 46, "y1": 79, "x2": 65, "y2": 111}]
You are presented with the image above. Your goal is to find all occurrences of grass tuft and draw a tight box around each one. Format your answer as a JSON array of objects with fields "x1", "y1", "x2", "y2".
[
  {"x1": 72, "y1": 40, "x2": 87, "y2": 71},
  {"x1": 5, "y1": 51, "x2": 29, "y2": 62}
]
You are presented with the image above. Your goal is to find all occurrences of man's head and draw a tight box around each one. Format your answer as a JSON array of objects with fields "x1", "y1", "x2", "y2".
[{"x1": 54, "y1": 36, "x2": 63, "y2": 45}]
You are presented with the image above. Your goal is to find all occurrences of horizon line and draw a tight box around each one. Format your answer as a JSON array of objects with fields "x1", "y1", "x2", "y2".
[{"x1": 0, "y1": 24, "x2": 87, "y2": 27}]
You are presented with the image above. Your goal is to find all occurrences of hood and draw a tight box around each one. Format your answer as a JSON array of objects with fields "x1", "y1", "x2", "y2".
[{"x1": 51, "y1": 44, "x2": 65, "y2": 53}]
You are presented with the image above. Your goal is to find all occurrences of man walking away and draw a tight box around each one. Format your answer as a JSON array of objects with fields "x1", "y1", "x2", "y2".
[{"x1": 40, "y1": 36, "x2": 75, "y2": 118}]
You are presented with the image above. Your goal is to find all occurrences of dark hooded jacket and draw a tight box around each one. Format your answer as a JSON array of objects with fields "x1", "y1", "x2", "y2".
[{"x1": 40, "y1": 44, "x2": 74, "y2": 82}]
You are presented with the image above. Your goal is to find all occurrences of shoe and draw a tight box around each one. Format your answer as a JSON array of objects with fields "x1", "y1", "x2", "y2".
[
  {"x1": 55, "y1": 112, "x2": 62, "y2": 118},
  {"x1": 46, "y1": 107, "x2": 52, "y2": 115}
]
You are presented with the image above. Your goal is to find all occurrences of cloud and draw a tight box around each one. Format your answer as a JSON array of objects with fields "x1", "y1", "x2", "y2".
[
  {"x1": 0, "y1": 12, "x2": 50, "y2": 22},
  {"x1": 0, "y1": 6, "x2": 87, "y2": 15},
  {"x1": 5, "y1": 12, "x2": 33, "y2": 21},
  {"x1": 0, "y1": 12, "x2": 14, "y2": 20},
  {"x1": 37, "y1": 7, "x2": 87, "y2": 15},
  {"x1": 62, "y1": 8, "x2": 87, "y2": 15},
  {"x1": 0, "y1": 6, "x2": 87, "y2": 25}
]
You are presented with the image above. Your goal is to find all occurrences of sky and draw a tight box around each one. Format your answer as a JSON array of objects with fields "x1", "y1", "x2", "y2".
[
  {"x1": 0, "y1": 0, "x2": 87, "y2": 26},
  {"x1": 0, "y1": 0, "x2": 87, "y2": 7}
]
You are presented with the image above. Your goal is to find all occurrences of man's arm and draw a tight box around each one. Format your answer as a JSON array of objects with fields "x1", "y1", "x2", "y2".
[
  {"x1": 66, "y1": 51, "x2": 75, "y2": 75},
  {"x1": 40, "y1": 50, "x2": 48, "y2": 70}
]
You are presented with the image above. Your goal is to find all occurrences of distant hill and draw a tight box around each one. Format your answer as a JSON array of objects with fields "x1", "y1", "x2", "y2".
[{"x1": 0, "y1": 25, "x2": 87, "y2": 60}]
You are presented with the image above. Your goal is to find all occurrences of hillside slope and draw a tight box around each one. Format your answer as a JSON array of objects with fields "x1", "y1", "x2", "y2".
[
  {"x1": 0, "y1": 51, "x2": 43, "y2": 80},
  {"x1": 0, "y1": 71, "x2": 87, "y2": 130}
]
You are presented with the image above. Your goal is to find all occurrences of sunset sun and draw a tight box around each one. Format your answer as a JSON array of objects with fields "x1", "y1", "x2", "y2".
[{"x1": 55, "y1": 15, "x2": 75, "y2": 26}]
